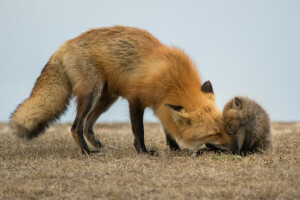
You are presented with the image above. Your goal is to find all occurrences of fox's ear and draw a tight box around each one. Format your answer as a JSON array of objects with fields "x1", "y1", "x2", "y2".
[
  {"x1": 201, "y1": 81, "x2": 214, "y2": 94},
  {"x1": 232, "y1": 97, "x2": 242, "y2": 109},
  {"x1": 165, "y1": 104, "x2": 191, "y2": 125},
  {"x1": 201, "y1": 81, "x2": 215, "y2": 101}
]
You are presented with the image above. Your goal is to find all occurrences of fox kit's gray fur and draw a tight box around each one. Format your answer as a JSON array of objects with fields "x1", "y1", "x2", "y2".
[{"x1": 223, "y1": 97, "x2": 272, "y2": 155}]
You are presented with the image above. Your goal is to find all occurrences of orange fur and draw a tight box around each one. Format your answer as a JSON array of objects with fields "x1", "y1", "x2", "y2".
[{"x1": 10, "y1": 26, "x2": 230, "y2": 152}]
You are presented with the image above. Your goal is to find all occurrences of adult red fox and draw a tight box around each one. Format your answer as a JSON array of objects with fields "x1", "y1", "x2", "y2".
[{"x1": 10, "y1": 26, "x2": 230, "y2": 154}]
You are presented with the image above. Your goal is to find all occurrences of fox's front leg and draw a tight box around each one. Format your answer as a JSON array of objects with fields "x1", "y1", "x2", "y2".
[
  {"x1": 164, "y1": 128, "x2": 180, "y2": 151},
  {"x1": 129, "y1": 100, "x2": 156, "y2": 155}
]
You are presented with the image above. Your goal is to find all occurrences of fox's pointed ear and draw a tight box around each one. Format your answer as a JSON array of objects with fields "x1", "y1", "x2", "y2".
[
  {"x1": 232, "y1": 97, "x2": 242, "y2": 109},
  {"x1": 165, "y1": 104, "x2": 191, "y2": 125},
  {"x1": 201, "y1": 81, "x2": 214, "y2": 94}
]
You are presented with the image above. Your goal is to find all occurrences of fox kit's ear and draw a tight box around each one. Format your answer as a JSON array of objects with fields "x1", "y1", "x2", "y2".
[
  {"x1": 201, "y1": 81, "x2": 214, "y2": 94},
  {"x1": 232, "y1": 97, "x2": 242, "y2": 109},
  {"x1": 165, "y1": 104, "x2": 191, "y2": 125}
]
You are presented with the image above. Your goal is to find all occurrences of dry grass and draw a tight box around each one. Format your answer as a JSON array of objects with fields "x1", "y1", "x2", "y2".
[{"x1": 0, "y1": 122, "x2": 299, "y2": 200}]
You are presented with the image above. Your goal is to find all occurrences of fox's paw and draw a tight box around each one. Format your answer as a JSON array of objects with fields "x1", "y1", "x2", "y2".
[
  {"x1": 82, "y1": 149, "x2": 100, "y2": 155},
  {"x1": 84, "y1": 131, "x2": 103, "y2": 149},
  {"x1": 148, "y1": 150, "x2": 159, "y2": 156},
  {"x1": 92, "y1": 140, "x2": 103, "y2": 149},
  {"x1": 167, "y1": 139, "x2": 181, "y2": 151},
  {"x1": 138, "y1": 149, "x2": 159, "y2": 156},
  {"x1": 86, "y1": 137, "x2": 103, "y2": 149},
  {"x1": 89, "y1": 150, "x2": 100, "y2": 154},
  {"x1": 170, "y1": 146, "x2": 180, "y2": 151},
  {"x1": 192, "y1": 150, "x2": 204, "y2": 157}
]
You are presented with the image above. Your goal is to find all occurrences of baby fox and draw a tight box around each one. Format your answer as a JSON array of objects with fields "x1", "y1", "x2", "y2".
[{"x1": 223, "y1": 97, "x2": 272, "y2": 155}]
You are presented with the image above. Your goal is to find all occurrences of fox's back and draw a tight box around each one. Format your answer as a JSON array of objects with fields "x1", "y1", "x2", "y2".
[
  {"x1": 60, "y1": 26, "x2": 163, "y2": 96},
  {"x1": 67, "y1": 26, "x2": 162, "y2": 68},
  {"x1": 58, "y1": 26, "x2": 202, "y2": 106}
]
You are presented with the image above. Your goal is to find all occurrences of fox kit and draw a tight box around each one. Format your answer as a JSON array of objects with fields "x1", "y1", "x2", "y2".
[
  {"x1": 10, "y1": 26, "x2": 230, "y2": 155},
  {"x1": 223, "y1": 97, "x2": 271, "y2": 155}
]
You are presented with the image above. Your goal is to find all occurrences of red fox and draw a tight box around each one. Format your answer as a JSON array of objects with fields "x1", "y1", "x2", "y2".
[{"x1": 10, "y1": 26, "x2": 230, "y2": 154}]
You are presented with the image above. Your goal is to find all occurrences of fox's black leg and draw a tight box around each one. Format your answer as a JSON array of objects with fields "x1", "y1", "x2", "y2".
[
  {"x1": 164, "y1": 129, "x2": 180, "y2": 151},
  {"x1": 129, "y1": 100, "x2": 150, "y2": 154},
  {"x1": 84, "y1": 83, "x2": 118, "y2": 148},
  {"x1": 71, "y1": 91, "x2": 100, "y2": 155}
]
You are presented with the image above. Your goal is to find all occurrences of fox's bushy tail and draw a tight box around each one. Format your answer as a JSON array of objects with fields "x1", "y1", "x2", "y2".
[{"x1": 10, "y1": 57, "x2": 71, "y2": 139}]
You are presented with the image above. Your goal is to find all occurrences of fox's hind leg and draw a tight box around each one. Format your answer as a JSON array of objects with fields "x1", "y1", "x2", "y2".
[
  {"x1": 71, "y1": 87, "x2": 103, "y2": 154},
  {"x1": 84, "y1": 82, "x2": 118, "y2": 148},
  {"x1": 164, "y1": 128, "x2": 180, "y2": 151}
]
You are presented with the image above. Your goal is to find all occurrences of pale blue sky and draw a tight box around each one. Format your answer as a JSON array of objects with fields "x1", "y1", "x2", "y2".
[{"x1": 0, "y1": 0, "x2": 299, "y2": 122}]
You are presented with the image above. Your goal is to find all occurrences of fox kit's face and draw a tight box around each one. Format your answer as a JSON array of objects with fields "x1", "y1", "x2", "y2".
[
  {"x1": 223, "y1": 110, "x2": 242, "y2": 135},
  {"x1": 223, "y1": 97, "x2": 256, "y2": 155},
  {"x1": 223, "y1": 97, "x2": 244, "y2": 135},
  {"x1": 165, "y1": 81, "x2": 231, "y2": 149}
]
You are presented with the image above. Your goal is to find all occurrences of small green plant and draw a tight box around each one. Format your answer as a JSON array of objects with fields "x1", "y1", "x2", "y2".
[{"x1": 213, "y1": 154, "x2": 242, "y2": 161}]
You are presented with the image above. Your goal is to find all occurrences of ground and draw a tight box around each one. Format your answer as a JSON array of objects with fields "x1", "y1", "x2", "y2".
[{"x1": 0, "y1": 122, "x2": 299, "y2": 200}]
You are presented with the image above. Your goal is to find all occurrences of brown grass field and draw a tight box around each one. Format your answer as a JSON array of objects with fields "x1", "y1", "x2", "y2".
[{"x1": 0, "y1": 122, "x2": 299, "y2": 200}]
